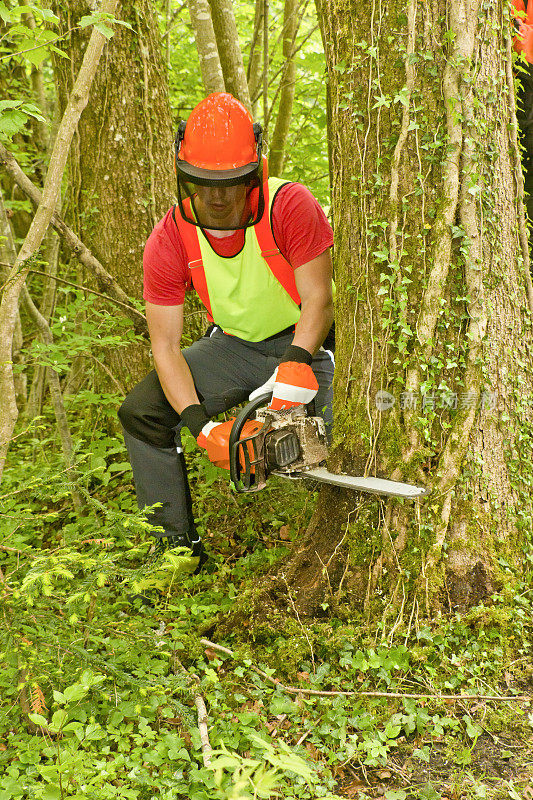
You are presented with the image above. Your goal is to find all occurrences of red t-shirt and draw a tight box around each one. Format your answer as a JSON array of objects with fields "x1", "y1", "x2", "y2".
[{"x1": 143, "y1": 182, "x2": 333, "y2": 306}]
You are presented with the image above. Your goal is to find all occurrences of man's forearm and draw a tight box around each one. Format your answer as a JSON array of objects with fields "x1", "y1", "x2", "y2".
[
  {"x1": 291, "y1": 296, "x2": 334, "y2": 357},
  {"x1": 152, "y1": 343, "x2": 200, "y2": 414}
]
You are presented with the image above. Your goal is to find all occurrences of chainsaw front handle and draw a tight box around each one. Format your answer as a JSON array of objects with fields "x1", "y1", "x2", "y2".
[{"x1": 229, "y1": 392, "x2": 271, "y2": 491}]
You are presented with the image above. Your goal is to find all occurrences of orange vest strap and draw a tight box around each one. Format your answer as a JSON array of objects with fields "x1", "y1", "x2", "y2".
[
  {"x1": 172, "y1": 202, "x2": 213, "y2": 321},
  {"x1": 253, "y1": 180, "x2": 301, "y2": 306},
  {"x1": 171, "y1": 179, "x2": 301, "y2": 324}
]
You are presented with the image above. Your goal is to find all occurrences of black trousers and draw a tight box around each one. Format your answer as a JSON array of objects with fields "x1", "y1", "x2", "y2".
[{"x1": 118, "y1": 327, "x2": 335, "y2": 541}]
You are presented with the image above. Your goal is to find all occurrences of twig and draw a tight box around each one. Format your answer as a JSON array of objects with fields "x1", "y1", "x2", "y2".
[
  {"x1": 192, "y1": 682, "x2": 212, "y2": 767},
  {"x1": 296, "y1": 729, "x2": 310, "y2": 746},
  {"x1": 200, "y1": 639, "x2": 529, "y2": 703},
  {"x1": 170, "y1": 653, "x2": 212, "y2": 767},
  {"x1": 25, "y1": 268, "x2": 143, "y2": 318}
]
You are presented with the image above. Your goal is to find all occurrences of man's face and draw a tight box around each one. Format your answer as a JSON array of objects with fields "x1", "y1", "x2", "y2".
[{"x1": 195, "y1": 183, "x2": 248, "y2": 229}]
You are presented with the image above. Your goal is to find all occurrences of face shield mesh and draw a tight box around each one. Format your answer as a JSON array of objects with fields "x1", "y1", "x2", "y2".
[{"x1": 175, "y1": 169, "x2": 264, "y2": 231}]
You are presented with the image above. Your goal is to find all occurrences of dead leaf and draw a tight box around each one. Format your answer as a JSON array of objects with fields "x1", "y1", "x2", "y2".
[
  {"x1": 297, "y1": 671, "x2": 310, "y2": 682},
  {"x1": 305, "y1": 741, "x2": 319, "y2": 759},
  {"x1": 341, "y1": 779, "x2": 367, "y2": 798},
  {"x1": 279, "y1": 525, "x2": 291, "y2": 540}
]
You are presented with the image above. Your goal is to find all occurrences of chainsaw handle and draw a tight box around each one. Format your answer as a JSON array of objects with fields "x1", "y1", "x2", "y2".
[{"x1": 229, "y1": 392, "x2": 271, "y2": 489}]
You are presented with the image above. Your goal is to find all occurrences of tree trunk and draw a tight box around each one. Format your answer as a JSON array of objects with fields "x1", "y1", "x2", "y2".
[
  {"x1": 209, "y1": 0, "x2": 252, "y2": 110},
  {"x1": 279, "y1": 0, "x2": 533, "y2": 622},
  {"x1": 186, "y1": 0, "x2": 225, "y2": 93},
  {"x1": 247, "y1": 0, "x2": 264, "y2": 116},
  {"x1": 0, "y1": 188, "x2": 26, "y2": 405},
  {"x1": 52, "y1": 0, "x2": 174, "y2": 388},
  {"x1": 268, "y1": 0, "x2": 300, "y2": 176},
  {"x1": 0, "y1": 0, "x2": 117, "y2": 486}
]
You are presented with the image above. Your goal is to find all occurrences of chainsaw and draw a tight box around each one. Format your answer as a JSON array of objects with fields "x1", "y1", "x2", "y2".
[{"x1": 228, "y1": 393, "x2": 428, "y2": 499}]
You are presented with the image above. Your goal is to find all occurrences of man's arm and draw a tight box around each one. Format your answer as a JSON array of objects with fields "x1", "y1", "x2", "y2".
[
  {"x1": 291, "y1": 249, "x2": 334, "y2": 356},
  {"x1": 146, "y1": 302, "x2": 200, "y2": 414}
]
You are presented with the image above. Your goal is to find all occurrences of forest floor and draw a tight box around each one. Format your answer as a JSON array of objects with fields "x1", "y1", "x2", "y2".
[
  {"x1": 338, "y1": 730, "x2": 533, "y2": 798},
  {"x1": 2, "y1": 418, "x2": 532, "y2": 800}
]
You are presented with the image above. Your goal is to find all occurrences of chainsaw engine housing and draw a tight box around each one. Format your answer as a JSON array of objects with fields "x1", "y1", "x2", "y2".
[{"x1": 255, "y1": 405, "x2": 328, "y2": 473}]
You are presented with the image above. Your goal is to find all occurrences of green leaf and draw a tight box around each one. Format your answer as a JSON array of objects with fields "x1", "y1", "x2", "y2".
[
  {"x1": 49, "y1": 709, "x2": 68, "y2": 732},
  {"x1": 79, "y1": 13, "x2": 101, "y2": 26},
  {"x1": 28, "y1": 712, "x2": 49, "y2": 727},
  {"x1": 20, "y1": 103, "x2": 46, "y2": 122},
  {"x1": 385, "y1": 791, "x2": 407, "y2": 800},
  {"x1": 269, "y1": 694, "x2": 295, "y2": 715},
  {"x1": 0, "y1": 110, "x2": 28, "y2": 136},
  {"x1": 42, "y1": 787, "x2": 61, "y2": 800},
  {"x1": 0, "y1": 100, "x2": 23, "y2": 111},
  {"x1": 418, "y1": 784, "x2": 441, "y2": 800},
  {"x1": 94, "y1": 22, "x2": 114, "y2": 39},
  {"x1": 63, "y1": 683, "x2": 88, "y2": 702},
  {"x1": 0, "y1": 2, "x2": 12, "y2": 22}
]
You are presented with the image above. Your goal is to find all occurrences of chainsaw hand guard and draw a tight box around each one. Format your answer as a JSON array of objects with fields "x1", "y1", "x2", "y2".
[
  {"x1": 229, "y1": 393, "x2": 271, "y2": 492},
  {"x1": 229, "y1": 393, "x2": 328, "y2": 493}
]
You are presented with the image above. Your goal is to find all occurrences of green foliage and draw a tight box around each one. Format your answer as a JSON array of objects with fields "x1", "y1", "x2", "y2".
[{"x1": 2, "y1": 2, "x2": 533, "y2": 799}]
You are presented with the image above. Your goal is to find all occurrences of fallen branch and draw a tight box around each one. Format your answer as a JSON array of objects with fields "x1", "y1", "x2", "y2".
[
  {"x1": 200, "y1": 639, "x2": 529, "y2": 703},
  {"x1": 171, "y1": 653, "x2": 212, "y2": 768}
]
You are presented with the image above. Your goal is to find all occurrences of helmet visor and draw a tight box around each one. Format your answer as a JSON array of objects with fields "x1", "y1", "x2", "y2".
[{"x1": 175, "y1": 169, "x2": 265, "y2": 231}]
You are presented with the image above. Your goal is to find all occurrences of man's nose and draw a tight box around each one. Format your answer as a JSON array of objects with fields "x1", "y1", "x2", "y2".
[{"x1": 209, "y1": 186, "x2": 228, "y2": 202}]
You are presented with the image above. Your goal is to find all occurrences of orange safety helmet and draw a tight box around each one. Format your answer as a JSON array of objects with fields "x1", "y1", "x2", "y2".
[{"x1": 175, "y1": 93, "x2": 263, "y2": 186}]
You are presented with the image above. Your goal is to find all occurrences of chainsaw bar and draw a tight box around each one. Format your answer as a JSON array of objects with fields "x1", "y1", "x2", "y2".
[
  {"x1": 274, "y1": 466, "x2": 429, "y2": 498},
  {"x1": 229, "y1": 393, "x2": 429, "y2": 499}
]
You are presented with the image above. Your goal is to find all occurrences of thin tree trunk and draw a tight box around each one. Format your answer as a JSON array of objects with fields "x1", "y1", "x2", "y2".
[
  {"x1": 0, "y1": 0, "x2": 119, "y2": 487},
  {"x1": 0, "y1": 189, "x2": 26, "y2": 405},
  {"x1": 209, "y1": 0, "x2": 252, "y2": 109},
  {"x1": 268, "y1": 0, "x2": 301, "y2": 176},
  {"x1": 247, "y1": 0, "x2": 264, "y2": 117},
  {"x1": 21, "y1": 286, "x2": 83, "y2": 513},
  {"x1": 25, "y1": 228, "x2": 60, "y2": 420},
  {"x1": 262, "y1": 0, "x2": 269, "y2": 141},
  {"x1": 186, "y1": 0, "x2": 225, "y2": 93}
]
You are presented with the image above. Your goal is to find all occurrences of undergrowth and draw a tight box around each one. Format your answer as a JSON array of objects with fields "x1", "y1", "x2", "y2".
[{"x1": 1, "y1": 395, "x2": 532, "y2": 800}]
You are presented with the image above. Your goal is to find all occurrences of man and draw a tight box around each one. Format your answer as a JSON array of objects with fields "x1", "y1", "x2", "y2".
[{"x1": 118, "y1": 93, "x2": 334, "y2": 571}]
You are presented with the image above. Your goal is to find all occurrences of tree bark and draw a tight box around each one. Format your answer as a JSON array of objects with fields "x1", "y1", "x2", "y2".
[
  {"x1": 247, "y1": 0, "x2": 264, "y2": 117},
  {"x1": 0, "y1": 0, "x2": 118, "y2": 487},
  {"x1": 186, "y1": 0, "x2": 225, "y2": 93},
  {"x1": 0, "y1": 144, "x2": 147, "y2": 334},
  {"x1": 0, "y1": 188, "x2": 26, "y2": 405},
  {"x1": 52, "y1": 0, "x2": 173, "y2": 388},
  {"x1": 277, "y1": 0, "x2": 533, "y2": 622},
  {"x1": 209, "y1": 0, "x2": 252, "y2": 109},
  {"x1": 268, "y1": 0, "x2": 301, "y2": 176}
]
